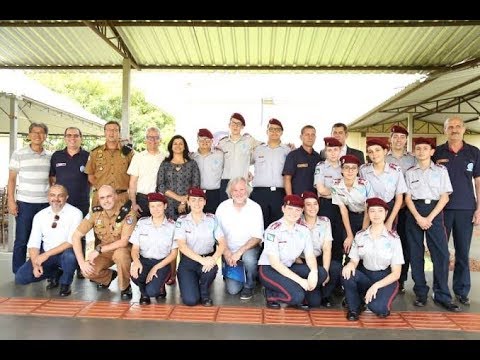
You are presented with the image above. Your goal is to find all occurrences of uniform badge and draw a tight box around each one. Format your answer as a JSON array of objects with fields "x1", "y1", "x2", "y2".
[
  {"x1": 266, "y1": 233, "x2": 275, "y2": 241},
  {"x1": 99, "y1": 167, "x2": 103, "y2": 171},
  {"x1": 80, "y1": 165, "x2": 85, "y2": 172},
  {"x1": 175, "y1": 221, "x2": 181, "y2": 228},
  {"x1": 98, "y1": 152, "x2": 103, "y2": 158},
  {"x1": 125, "y1": 215, "x2": 133, "y2": 225}
]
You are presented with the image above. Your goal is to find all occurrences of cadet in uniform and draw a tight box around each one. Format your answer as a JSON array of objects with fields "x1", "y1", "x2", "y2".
[
  {"x1": 71, "y1": 185, "x2": 136, "y2": 300},
  {"x1": 85, "y1": 121, "x2": 134, "y2": 207},
  {"x1": 342, "y1": 197, "x2": 404, "y2": 321},
  {"x1": 405, "y1": 138, "x2": 461, "y2": 312},
  {"x1": 175, "y1": 187, "x2": 226, "y2": 306},
  {"x1": 314, "y1": 137, "x2": 343, "y2": 263},
  {"x1": 319, "y1": 122, "x2": 365, "y2": 164},
  {"x1": 251, "y1": 119, "x2": 291, "y2": 229},
  {"x1": 258, "y1": 194, "x2": 328, "y2": 309},
  {"x1": 331, "y1": 155, "x2": 374, "y2": 261},
  {"x1": 300, "y1": 191, "x2": 341, "y2": 307},
  {"x1": 130, "y1": 192, "x2": 177, "y2": 305},
  {"x1": 386, "y1": 125, "x2": 416, "y2": 293},
  {"x1": 191, "y1": 128, "x2": 224, "y2": 214},
  {"x1": 359, "y1": 139, "x2": 407, "y2": 231},
  {"x1": 217, "y1": 113, "x2": 261, "y2": 202}
]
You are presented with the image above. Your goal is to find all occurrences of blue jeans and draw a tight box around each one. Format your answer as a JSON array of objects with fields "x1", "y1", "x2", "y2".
[
  {"x1": 12, "y1": 201, "x2": 49, "y2": 273},
  {"x1": 224, "y1": 246, "x2": 260, "y2": 295},
  {"x1": 15, "y1": 248, "x2": 78, "y2": 286}
]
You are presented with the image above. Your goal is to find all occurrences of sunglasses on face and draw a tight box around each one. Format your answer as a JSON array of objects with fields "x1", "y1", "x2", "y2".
[{"x1": 51, "y1": 215, "x2": 60, "y2": 229}]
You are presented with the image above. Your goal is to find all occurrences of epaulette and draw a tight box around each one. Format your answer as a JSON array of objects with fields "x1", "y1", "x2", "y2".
[
  {"x1": 270, "y1": 220, "x2": 282, "y2": 230},
  {"x1": 296, "y1": 220, "x2": 308, "y2": 229},
  {"x1": 357, "y1": 178, "x2": 366, "y2": 185},
  {"x1": 90, "y1": 145, "x2": 102, "y2": 152},
  {"x1": 389, "y1": 163, "x2": 401, "y2": 171},
  {"x1": 121, "y1": 143, "x2": 133, "y2": 156},
  {"x1": 388, "y1": 229, "x2": 400, "y2": 238},
  {"x1": 434, "y1": 163, "x2": 446, "y2": 169},
  {"x1": 205, "y1": 213, "x2": 215, "y2": 217},
  {"x1": 92, "y1": 205, "x2": 103, "y2": 212},
  {"x1": 138, "y1": 216, "x2": 149, "y2": 221},
  {"x1": 177, "y1": 214, "x2": 188, "y2": 220},
  {"x1": 116, "y1": 200, "x2": 132, "y2": 223},
  {"x1": 359, "y1": 163, "x2": 371, "y2": 169},
  {"x1": 242, "y1": 133, "x2": 252, "y2": 138},
  {"x1": 167, "y1": 218, "x2": 175, "y2": 224},
  {"x1": 213, "y1": 146, "x2": 223, "y2": 151},
  {"x1": 318, "y1": 216, "x2": 330, "y2": 223},
  {"x1": 333, "y1": 178, "x2": 342, "y2": 185},
  {"x1": 356, "y1": 228, "x2": 367, "y2": 235},
  {"x1": 218, "y1": 135, "x2": 228, "y2": 142},
  {"x1": 406, "y1": 165, "x2": 416, "y2": 171}
]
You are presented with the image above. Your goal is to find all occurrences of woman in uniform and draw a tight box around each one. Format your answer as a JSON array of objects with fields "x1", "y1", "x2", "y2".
[
  {"x1": 258, "y1": 194, "x2": 328, "y2": 309},
  {"x1": 129, "y1": 192, "x2": 178, "y2": 305},
  {"x1": 341, "y1": 197, "x2": 404, "y2": 321},
  {"x1": 299, "y1": 191, "x2": 341, "y2": 307},
  {"x1": 174, "y1": 187, "x2": 226, "y2": 306}
]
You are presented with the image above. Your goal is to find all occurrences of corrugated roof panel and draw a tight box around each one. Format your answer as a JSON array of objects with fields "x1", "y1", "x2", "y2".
[{"x1": 0, "y1": 27, "x2": 120, "y2": 67}]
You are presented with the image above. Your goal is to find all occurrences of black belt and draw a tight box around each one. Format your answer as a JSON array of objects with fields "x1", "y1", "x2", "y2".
[
  {"x1": 254, "y1": 187, "x2": 284, "y2": 191},
  {"x1": 413, "y1": 199, "x2": 438, "y2": 204},
  {"x1": 116, "y1": 189, "x2": 128, "y2": 194},
  {"x1": 200, "y1": 251, "x2": 215, "y2": 257}
]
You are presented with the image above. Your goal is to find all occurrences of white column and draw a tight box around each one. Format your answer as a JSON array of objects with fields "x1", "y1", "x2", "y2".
[
  {"x1": 121, "y1": 58, "x2": 131, "y2": 140},
  {"x1": 407, "y1": 113, "x2": 413, "y2": 152},
  {"x1": 8, "y1": 95, "x2": 18, "y2": 252}
]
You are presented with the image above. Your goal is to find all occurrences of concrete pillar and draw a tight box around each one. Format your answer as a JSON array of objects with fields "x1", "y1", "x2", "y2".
[
  {"x1": 121, "y1": 58, "x2": 131, "y2": 140},
  {"x1": 8, "y1": 95, "x2": 18, "y2": 252}
]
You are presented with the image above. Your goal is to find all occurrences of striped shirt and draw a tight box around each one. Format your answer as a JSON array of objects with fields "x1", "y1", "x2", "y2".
[{"x1": 9, "y1": 146, "x2": 51, "y2": 203}]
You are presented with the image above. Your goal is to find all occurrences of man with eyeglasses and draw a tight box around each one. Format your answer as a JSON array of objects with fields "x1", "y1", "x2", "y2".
[
  {"x1": 127, "y1": 127, "x2": 165, "y2": 218},
  {"x1": 14, "y1": 185, "x2": 83, "y2": 297},
  {"x1": 8, "y1": 122, "x2": 51, "y2": 274},
  {"x1": 50, "y1": 127, "x2": 90, "y2": 279},
  {"x1": 85, "y1": 120, "x2": 134, "y2": 207}
]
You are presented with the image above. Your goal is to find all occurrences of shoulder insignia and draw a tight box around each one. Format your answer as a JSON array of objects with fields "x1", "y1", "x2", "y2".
[
  {"x1": 219, "y1": 135, "x2": 228, "y2": 142},
  {"x1": 434, "y1": 163, "x2": 446, "y2": 169},
  {"x1": 167, "y1": 218, "x2": 175, "y2": 224},
  {"x1": 389, "y1": 163, "x2": 401, "y2": 171},
  {"x1": 92, "y1": 205, "x2": 103, "y2": 212},
  {"x1": 125, "y1": 215, "x2": 134, "y2": 225},
  {"x1": 178, "y1": 214, "x2": 187, "y2": 220},
  {"x1": 296, "y1": 218, "x2": 307, "y2": 226},
  {"x1": 388, "y1": 229, "x2": 400, "y2": 238},
  {"x1": 357, "y1": 178, "x2": 366, "y2": 185},
  {"x1": 205, "y1": 213, "x2": 215, "y2": 217},
  {"x1": 90, "y1": 145, "x2": 102, "y2": 152},
  {"x1": 138, "y1": 216, "x2": 149, "y2": 221},
  {"x1": 333, "y1": 178, "x2": 341, "y2": 185},
  {"x1": 318, "y1": 216, "x2": 330, "y2": 223},
  {"x1": 270, "y1": 221, "x2": 282, "y2": 230},
  {"x1": 116, "y1": 200, "x2": 132, "y2": 223},
  {"x1": 242, "y1": 133, "x2": 252, "y2": 138},
  {"x1": 121, "y1": 143, "x2": 133, "y2": 156},
  {"x1": 406, "y1": 165, "x2": 416, "y2": 171},
  {"x1": 356, "y1": 229, "x2": 367, "y2": 235}
]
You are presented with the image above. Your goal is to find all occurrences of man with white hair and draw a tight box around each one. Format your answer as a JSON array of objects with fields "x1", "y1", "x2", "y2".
[{"x1": 215, "y1": 177, "x2": 264, "y2": 300}]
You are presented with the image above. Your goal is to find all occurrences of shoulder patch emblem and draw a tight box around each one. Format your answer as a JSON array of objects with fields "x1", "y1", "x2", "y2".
[
  {"x1": 270, "y1": 221, "x2": 282, "y2": 230},
  {"x1": 266, "y1": 233, "x2": 275, "y2": 242},
  {"x1": 125, "y1": 215, "x2": 134, "y2": 225}
]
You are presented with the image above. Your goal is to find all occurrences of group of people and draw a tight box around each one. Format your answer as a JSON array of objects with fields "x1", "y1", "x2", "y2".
[{"x1": 7, "y1": 113, "x2": 478, "y2": 321}]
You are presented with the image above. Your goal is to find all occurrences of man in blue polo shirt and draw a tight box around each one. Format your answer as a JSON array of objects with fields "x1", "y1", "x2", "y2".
[
  {"x1": 50, "y1": 127, "x2": 90, "y2": 278},
  {"x1": 283, "y1": 125, "x2": 321, "y2": 195},
  {"x1": 432, "y1": 116, "x2": 480, "y2": 306}
]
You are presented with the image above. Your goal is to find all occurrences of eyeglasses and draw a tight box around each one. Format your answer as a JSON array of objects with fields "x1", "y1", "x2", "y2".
[
  {"x1": 230, "y1": 121, "x2": 243, "y2": 127},
  {"x1": 342, "y1": 166, "x2": 358, "y2": 171},
  {"x1": 268, "y1": 127, "x2": 283, "y2": 133},
  {"x1": 51, "y1": 215, "x2": 60, "y2": 229},
  {"x1": 146, "y1": 136, "x2": 160, "y2": 141},
  {"x1": 65, "y1": 134, "x2": 81, "y2": 138}
]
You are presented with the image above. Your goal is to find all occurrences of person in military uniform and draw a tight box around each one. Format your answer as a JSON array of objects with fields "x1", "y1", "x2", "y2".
[
  {"x1": 299, "y1": 191, "x2": 341, "y2": 308},
  {"x1": 342, "y1": 197, "x2": 404, "y2": 321},
  {"x1": 175, "y1": 187, "x2": 226, "y2": 307},
  {"x1": 71, "y1": 185, "x2": 136, "y2": 300},
  {"x1": 217, "y1": 112, "x2": 262, "y2": 202},
  {"x1": 386, "y1": 125, "x2": 416, "y2": 293},
  {"x1": 258, "y1": 194, "x2": 328, "y2": 310},
  {"x1": 404, "y1": 138, "x2": 461, "y2": 312},
  {"x1": 85, "y1": 121, "x2": 134, "y2": 207},
  {"x1": 130, "y1": 192, "x2": 177, "y2": 305},
  {"x1": 250, "y1": 118, "x2": 291, "y2": 229}
]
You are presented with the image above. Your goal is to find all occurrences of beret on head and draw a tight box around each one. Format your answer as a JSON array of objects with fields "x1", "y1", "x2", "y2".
[
  {"x1": 390, "y1": 125, "x2": 409, "y2": 136},
  {"x1": 414, "y1": 137, "x2": 433, "y2": 147},
  {"x1": 268, "y1": 118, "x2": 283, "y2": 130},
  {"x1": 323, "y1": 137, "x2": 343, "y2": 147},
  {"x1": 147, "y1": 192, "x2": 168, "y2": 204},
  {"x1": 340, "y1": 155, "x2": 361, "y2": 167},
  {"x1": 231, "y1": 112, "x2": 245, "y2": 126},
  {"x1": 366, "y1": 138, "x2": 389, "y2": 150},
  {"x1": 198, "y1": 128, "x2": 213, "y2": 139},
  {"x1": 188, "y1": 187, "x2": 206, "y2": 199},
  {"x1": 300, "y1": 191, "x2": 318, "y2": 202},
  {"x1": 283, "y1": 194, "x2": 304, "y2": 208},
  {"x1": 366, "y1": 197, "x2": 389, "y2": 211}
]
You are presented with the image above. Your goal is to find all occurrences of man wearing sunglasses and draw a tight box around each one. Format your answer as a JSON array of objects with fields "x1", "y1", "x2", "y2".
[{"x1": 14, "y1": 185, "x2": 83, "y2": 297}]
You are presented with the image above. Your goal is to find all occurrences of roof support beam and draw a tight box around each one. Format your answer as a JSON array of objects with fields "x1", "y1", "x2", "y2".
[{"x1": 82, "y1": 20, "x2": 140, "y2": 70}]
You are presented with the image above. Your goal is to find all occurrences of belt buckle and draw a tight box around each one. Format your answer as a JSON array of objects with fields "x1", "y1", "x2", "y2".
[
  {"x1": 425, "y1": 199, "x2": 431, "y2": 204},
  {"x1": 270, "y1": 187, "x2": 276, "y2": 191}
]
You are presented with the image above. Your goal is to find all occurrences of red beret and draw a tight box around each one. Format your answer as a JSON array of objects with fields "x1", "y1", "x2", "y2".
[
  {"x1": 414, "y1": 137, "x2": 433, "y2": 147},
  {"x1": 366, "y1": 138, "x2": 389, "y2": 150},
  {"x1": 300, "y1": 191, "x2": 318, "y2": 202},
  {"x1": 188, "y1": 187, "x2": 206, "y2": 199},
  {"x1": 390, "y1": 125, "x2": 409, "y2": 136},
  {"x1": 324, "y1": 137, "x2": 343, "y2": 147},
  {"x1": 268, "y1": 118, "x2": 283, "y2": 130},
  {"x1": 366, "y1": 197, "x2": 389, "y2": 211},
  {"x1": 283, "y1": 194, "x2": 304, "y2": 208},
  {"x1": 147, "y1": 192, "x2": 168, "y2": 204},
  {"x1": 340, "y1": 155, "x2": 361, "y2": 167},
  {"x1": 198, "y1": 128, "x2": 213, "y2": 139},
  {"x1": 231, "y1": 112, "x2": 245, "y2": 126}
]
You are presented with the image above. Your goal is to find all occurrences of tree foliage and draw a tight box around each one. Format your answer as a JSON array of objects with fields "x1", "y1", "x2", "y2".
[{"x1": 26, "y1": 71, "x2": 175, "y2": 152}]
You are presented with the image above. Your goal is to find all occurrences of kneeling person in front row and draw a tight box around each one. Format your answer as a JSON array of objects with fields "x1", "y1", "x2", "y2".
[
  {"x1": 175, "y1": 187, "x2": 226, "y2": 306},
  {"x1": 342, "y1": 197, "x2": 404, "y2": 321},
  {"x1": 72, "y1": 185, "x2": 136, "y2": 300},
  {"x1": 258, "y1": 194, "x2": 328, "y2": 310},
  {"x1": 130, "y1": 192, "x2": 178, "y2": 305},
  {"x1": 15, "y1": 185, "x2": 83, "y2": 297}
]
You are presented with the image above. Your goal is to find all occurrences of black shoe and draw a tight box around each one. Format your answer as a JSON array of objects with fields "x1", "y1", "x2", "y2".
[
  {"x1": 266, "y1": 301, "x2": 281, "y2": 309},
  {"x1": 97, "y1": 270, "x2": 117, "y2": 290},
  {"x1": 398, "y1": 281, "x2": 405, "y2": 294},
  {"x1": 414, "y1": 298, "x2": 427, "y2": 307},
  {"x1": 456, "y1": 295, "x2": 470, "y2": 305},
  {"x1": 121, "y1": 285, "x2": 132, "y2": 300},
  {"x1": 239, "y1": 288, "x2": 253, "y2": 300},
  {"x1": 321, "y1": 297, "x2": 333, "y2": 308},
  {"x1": 201, "y1": 298, "x2": 213, "y2": 307},
  {"x1": 46, "y1": 278, "x2": 59, "y2": 290},
  {"x1": 433, "y1": 299, "x2": 462, "y2": 312},
  {"x1": 377, "y1": 311, "x2": 390, "y2": 318},
  {"x1": 295, "y1": 303, "x2": 310, "y2": 311},
  {"x1": 59, "y1": 284, "x2": 71, "y2": 297},
  {"x1": 346, "y1": 310, "x2": 359, "y2": 321},
  {"x1": 76, "y1": 270, "x2": 85, "y2": 280},
  {"x1": 139, "y1": 295, "x2": 151, "y2": 305}
]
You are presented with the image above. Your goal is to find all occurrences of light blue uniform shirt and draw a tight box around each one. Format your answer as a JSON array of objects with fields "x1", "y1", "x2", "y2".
[
  {"x1": 359, "y1": 162, "x2": 407, "y2": 203},
  {"x1": 191, "y1": 149, "x2": 224, "y2": 190},
  {"x1": 174, "y1": 213, "x2": 224, "y2": 255},
  {"x1": 251, "y1": 143, "x2": 290, "y2": 188},
  {"x1": 405, "y1": 162, "x2": 452, "y2": 200},
  {"x1": 313, "y1": 160, "x2": 342, "y2": 199},
  {"x1": 331, "y1": 177, "x2": 375, "y2": 213},
  {"x1": 129, "y1": 217, "x2": 177, "y2": 260}
]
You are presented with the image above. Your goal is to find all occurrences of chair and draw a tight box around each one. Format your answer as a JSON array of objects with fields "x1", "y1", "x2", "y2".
[{"x1": 0, "y1": 186, "x2": 8, "y2": 247}]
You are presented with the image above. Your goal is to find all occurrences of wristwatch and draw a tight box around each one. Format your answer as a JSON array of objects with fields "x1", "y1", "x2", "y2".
[{"x1": 95, "y1": 245, "x2": 102, "y2": 254}]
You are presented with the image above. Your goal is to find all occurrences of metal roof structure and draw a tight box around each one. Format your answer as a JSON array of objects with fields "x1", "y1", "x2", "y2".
[{"x1": 0, "y1": 20, "x2": 479, "y2": 72}]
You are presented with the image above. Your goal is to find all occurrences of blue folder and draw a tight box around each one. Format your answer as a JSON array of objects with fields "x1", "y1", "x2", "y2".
[{"x1": 222, "y1": 260, "x2": 246, "y2": 283}]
